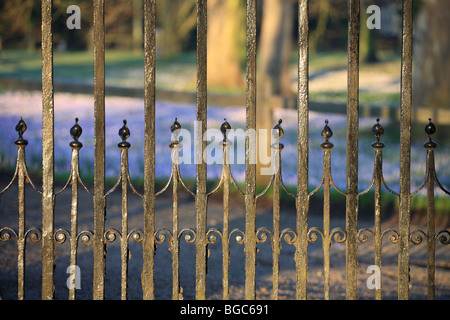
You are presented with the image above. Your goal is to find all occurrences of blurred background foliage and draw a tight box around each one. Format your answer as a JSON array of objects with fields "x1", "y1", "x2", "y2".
[{"x1": 0, "y1": 0, "x2": 448, "y2": 111}]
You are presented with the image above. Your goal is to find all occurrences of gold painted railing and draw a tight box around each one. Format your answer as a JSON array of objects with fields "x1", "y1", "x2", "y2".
[{"x1": 1, "y1": 115, "x2": 449, "y2": 300}]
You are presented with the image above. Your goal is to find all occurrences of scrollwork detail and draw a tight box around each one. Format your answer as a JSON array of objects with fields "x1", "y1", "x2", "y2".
[
  {"x1": 410, "y1": 229, "x2": 428, "y2": 245},
  {"x1": 357, "y1": 228, "x2": 374, "y2": 244},
  {"x1": 128, "y1": 229, "x2": 144, "y2": 243},
  {"x1": 206, "y1": 228, "x2": 221, "y2": 245},
  {"x1": 256, "y1": 227, "x2": 273, "y2": 244},
  {"x1": 435, "y1": 230, "x2": 450, "y2": 245},
  {"x1": 382, "y1": 229, "x2": 399, "y2": 244},
  {"x1": 104, "y1": 228, "x2": 122, "y2": 243},
  {"x1": 179, "y1": 228, "x2": 196, "y2": 244},
  {"x1": 77, "y1": 230, "x2": 94, "y2": 246},
  {"x1": 54, "y1": 228, "x2": 70, "y2": 245},
  {"x1": 280, "y1": 228, "x2": 297, "y2": 246},
  {"x1": 331, "y1": 227, "x2": 347, "y2": 244},
  {"x1": 229, "y1": 229, "x2": 245, "y2": 245},
  {"x1": 155, "y1": 228, "x2": 173, "y2": 245},
  {"x1": 0, "y1": 227, "x2": 17, "y2": 242},
  {"x1": 307, "y1": 227, "x2": 324, "y2": 243}
]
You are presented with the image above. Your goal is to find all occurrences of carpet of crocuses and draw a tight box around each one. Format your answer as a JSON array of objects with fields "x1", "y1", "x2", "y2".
[{"x1": 0, "y1": 89, "x2": 449, "y2": 196}]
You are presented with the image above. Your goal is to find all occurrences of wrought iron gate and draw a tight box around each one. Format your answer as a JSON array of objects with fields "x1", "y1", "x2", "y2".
[{"x1": 0, "y1": 0, "x2": 449, "y2": 300}]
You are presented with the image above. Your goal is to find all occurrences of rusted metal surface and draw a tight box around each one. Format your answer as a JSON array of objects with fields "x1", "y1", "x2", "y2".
[
  {"x1": 346, "y1": 0, "x2": 360, "y2": 300},
  {"x1": 195, "y1": 0, "x2": 208, "y2": 300},
  {"x1": 93, "y1": 0, "x2": 106, "y2": 300},
  {"x1": 321, "y1": 121, "x2": 333, "y2": 300},
  {"x1": 372, "y1": 119, "x2": 385, "y2": 300},
  {"x1": 41, "y1": 0, "x2": 55, "y2": 301},
  {"x1": 296, "y1": 0, "x2": 309, "y2": 301},
  {"x1": 245, "y1": 0, "x2": 257, "y2": 301},
  {"x1": 142, "y1": 0, "x2": 157, "y2": 301},
  {"x1": 398, "y1": 0, "x2": 413, "y2": 301}
]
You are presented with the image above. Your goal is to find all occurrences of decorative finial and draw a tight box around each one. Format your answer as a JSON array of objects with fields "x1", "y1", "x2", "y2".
[
  {"x1": 169, "y1": 117, "x2": 182, "y2": 149},
  {"x1": 14, "y1": 117, "x2": 28, "y2": 147},
  {"x1": 69, "y1": 117, "x2": 83, "y2": 149},
  {"x1": 273, "y1": 119, "x2": 284, "y2": 139},
  {"x1": 371, "y1": 118, "x2": 385, "y2": 150},
  {"x1": 271, "y1": 119, "x2": 284, "y2": 150},
  {"x1": 424, "y1": 118, "x2": 437, "y2": 150},
  {"x1": 171, "y1": 117, "x2": 181, "y2": 133},
  {"x1": 118, "y1": 119, "x2": 131, "y2": 149},
  {"x1": 220, "y1": 118, "x2": 232, "y2": 147},
  {"x1": 321, "y1": 119, "x2": 333, "y2": 150}
]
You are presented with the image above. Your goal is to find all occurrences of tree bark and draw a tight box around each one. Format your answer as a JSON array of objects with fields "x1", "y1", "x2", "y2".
[
  {"x1": 207, "y1": 0, "x2": 245, "y2": 89},
  {"x1": 132, "y1": 0, "x2": 143, "y2": 52},
  {"x1": 256, "y1": 0, "x2": 293, "y2": 185},
  {"x1": 258, "y1": 0, "x2": 293, "y2": 96},
  {"x1": 413, "y1": 0, "x2": 450, "y2": 109}
]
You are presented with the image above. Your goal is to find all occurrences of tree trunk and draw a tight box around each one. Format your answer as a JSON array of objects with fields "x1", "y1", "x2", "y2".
[
  {"x1": 207, "y1": 0, "x2": 245, "y2": 89},
  {"x1": 413, "y1": 0, "x2": 450, "y2": 109},
  {"x1": 256, "y1": 0, "x2": 293, "y2": 185},
  {"x1": 132, "y1": 0, "x2": 143, "y2": 52},
  {"x1": 310, "y1": 0, "x2": 329, "y2": 53},
  {"x1": 360, "y1": 0, "x2": 378, "y2": 63},
  {"x1": 258, "y1": 0, "x2": 293, "y2": 96}
]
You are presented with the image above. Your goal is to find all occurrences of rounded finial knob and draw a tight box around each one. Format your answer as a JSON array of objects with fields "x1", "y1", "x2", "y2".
[
  {"x1": 273, "y1": 119, "x2": 284, "y2": 139},
  {"x1": 169, "y1": 118, "x2": 182, "y2": 149},
  {"x1": 118, "y1": 119, "x2": 131, "y2": 149},
  {"x1": 69, "y1": 118, "x2": 83, "y2": 149},
  {"x1": 321, "y1": 120, "x2": 333, "y2": 150},
  {"x1": 425, "y1": 118, "x2": 436, "y2": 136},
  {"x1": 16, "y1": 117, "x2": 27, "y2": 135},
  {"x1": 372, "y1": 118, "x2": 384, "y2": 140},
  {"x1": 14, "y1": 117, "x2": 28, "y2": 147},
  {"x1": 220, "y1": 118, "x2": 231, "y2": 136},
  {"x1": 321, "y1": 119, "x2": 333, "y2": 140},
  {"x1": 271, "y1": 119, "x2": 284, "y2": 150},
  {"x1": 424, "y1": 118, "x2": 437, "y2": 150},
  {"x1": 371, "y1": 118, "x2": 385, "y2": 150},
  {"x1": 171, "y1": 117, "x2": 181, "y2": 133}
]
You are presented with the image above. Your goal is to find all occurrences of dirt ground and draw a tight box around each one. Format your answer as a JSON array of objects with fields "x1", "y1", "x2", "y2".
[{"x1": 0, "y1": 182, "x2": 449, "y2": 300}]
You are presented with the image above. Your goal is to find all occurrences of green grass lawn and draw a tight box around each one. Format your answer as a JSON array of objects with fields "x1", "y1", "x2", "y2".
[{"x1": 0, "y1": 49, "x2": 402, "y2": 105}]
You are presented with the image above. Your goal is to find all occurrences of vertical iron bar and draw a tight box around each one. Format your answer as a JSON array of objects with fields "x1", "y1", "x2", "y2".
[
  {"x1": 426, "y1": 151, "x2": 435, "y2": 300},
  {"x1": 272, "y1": 146, "x2": 281, "y2": 300},
  {"x1": 346, "y1": 0, "x2": 360, "y2": 300},
  {"x1": 374, "y1": 148, "x2": 383, "y2": 300},
  {"x1": 424, "y1": 131, "x2": 437, "y2": 300},
  {"x1": 17, "y1": 146, "x2": 26, "y2": 300},
  {"x1": 323, "y1": 148, "x2": 331, "y2": 300},
  {"x1": 195, "y1": 0, "x2": 208, "y2": 300},
  {"x1": 93, "y1": 0, "x2": 106, "y2": 300},
  {"x1": 142, "y1": 0, "x2": 157, "y2": 300},
  {"x1": 120, "y1": 147, "x2": 129, "y2": 300},
  {"x1": 398, "y1": 0, "x2": 413, "y2": 300},
  {"x1": 69, "y1": 147, "x2": 80, "y2": 300},
  {"x1": 371, "y1": 120, "x2": 385, "y2": 300},
  {"x1": 171, "y1": 147, "x2": 180, "y2": 300},
  {"x1": 296, "y1": 0, "x2": 309, "y2": 301},
  {"x1": 245, "y1": 0, "x2": 257, "y2": 300},
  {"x1": 222, "y1": 143, "x2": 231, "y2": 300},
  {"x1": 41, "y1": 0, "x2": 55, "y2": 300},
  {"x1": 320, "y1": 122, "x2": 334, "y2": 300}
]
